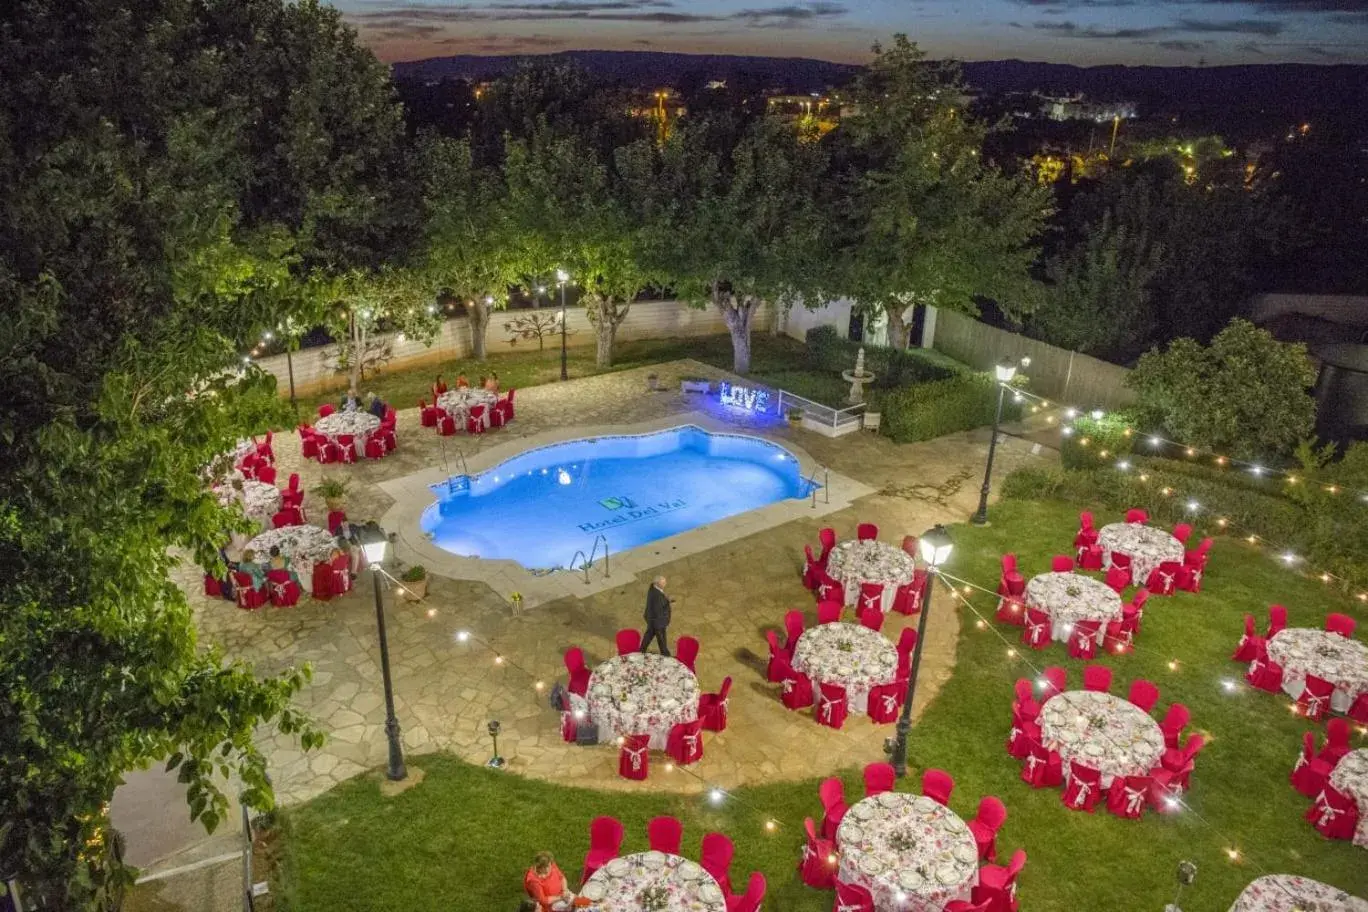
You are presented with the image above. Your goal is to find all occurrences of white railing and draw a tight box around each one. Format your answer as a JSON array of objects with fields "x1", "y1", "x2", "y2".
[{"x1": 777, "y1": 390, "x2": 864, "y2": 435}]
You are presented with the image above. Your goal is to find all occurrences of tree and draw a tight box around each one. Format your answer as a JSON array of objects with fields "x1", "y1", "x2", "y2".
[
  {"x1": 828, "y1": 35, "x2": 1051, "y2": 348},
  {"x1": 0, "y1": 0, "x2": 403, "y2": 902},
  {"x1": 1028, "y1": 208, "x2": 1166, "y2": 359},
  {"x1": 633, "y1": 116, "x2": 828, "y2": 374},
  {"x1": 1127, "y1": 319, "x2": 1317, "y2": 460},
  {"x1": 325, "y1": 269, "x2": 442, "y2": 393}
]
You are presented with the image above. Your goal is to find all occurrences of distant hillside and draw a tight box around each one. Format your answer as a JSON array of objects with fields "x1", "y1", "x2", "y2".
[{"x1": 394, "y1": 50, "x2": 1368, "y2": 118}]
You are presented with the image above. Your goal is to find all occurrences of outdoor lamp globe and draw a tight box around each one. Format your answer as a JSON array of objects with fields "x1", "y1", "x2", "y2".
[{"x1": 918, "y1": 525, "x2": 954, "y2": 567}]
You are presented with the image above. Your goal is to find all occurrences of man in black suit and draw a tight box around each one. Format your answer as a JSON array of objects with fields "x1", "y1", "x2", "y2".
[{"x1": 641, "y1": 575, "x2": 672, "y2": 657}]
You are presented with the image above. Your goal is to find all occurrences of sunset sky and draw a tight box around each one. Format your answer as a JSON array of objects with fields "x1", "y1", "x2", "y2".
[{"x1": 336, "y1": 0, "x2": 1368, "y2": 66}]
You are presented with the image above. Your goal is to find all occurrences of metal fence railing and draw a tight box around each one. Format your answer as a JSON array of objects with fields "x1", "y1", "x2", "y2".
[{"x1": 777, "y1": 390, "x2": 864, "y2": 435}]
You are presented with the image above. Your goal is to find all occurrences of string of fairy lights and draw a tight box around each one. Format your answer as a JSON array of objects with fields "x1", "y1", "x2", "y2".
[
  {"x1": 385, "y1": 546, "x2": 1359, "y2": 908},
  {"x1": 1003, "y1": 383, "x2": 1368, "y2": 603}
]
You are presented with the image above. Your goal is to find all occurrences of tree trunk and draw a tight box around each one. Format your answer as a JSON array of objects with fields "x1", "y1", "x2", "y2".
[
  {"x1": 595, "y1": 320, "x2": 615, "y2": 369},
  {"x1": 770, "y1": 298, "x2": 783, "y2": 337},
  {"x1": 716, "y1": 292, "x2": 756, "y2": 374},
  {"x1": 468, "y1": 299, "x2": 489, "y2": 361},
  {"x1": 349, "y1": 314, "x2": 364, "y2": 391},
  {"x1": 884, "y1": 302, "x2": 909, "y2": 350}
]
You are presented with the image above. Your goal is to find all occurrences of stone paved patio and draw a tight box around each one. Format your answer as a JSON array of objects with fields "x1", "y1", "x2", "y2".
[{"x1": 184, "y1": 359, "x2": 1051, "y2": 805}]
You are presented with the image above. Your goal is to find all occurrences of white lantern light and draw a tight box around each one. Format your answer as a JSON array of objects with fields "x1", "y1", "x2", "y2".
[
  {"x1": 359, "y1": 526, "x2": 388, "y2": 566},
  {"x1": 994, "y1": 358, "x2": 1017, "y2": 383},
  {"x1": 918, "y1": 524, "x2": 954, "y2": 567}
]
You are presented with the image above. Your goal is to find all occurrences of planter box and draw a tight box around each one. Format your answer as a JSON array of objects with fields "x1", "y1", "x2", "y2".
[
  {"x1": 680, "y1": 379, "x2": 711, "y2": 394},
  {"x1": 399, "y1": 577, "x2": 428, "y2": 601},
  {"x1": 800, "y1": 415, "x2": 861, "y2": 438}
]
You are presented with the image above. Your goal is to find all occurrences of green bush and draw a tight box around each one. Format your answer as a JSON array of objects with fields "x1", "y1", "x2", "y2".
[
  {"x1": 881, "y1": 374, "x2": 1023, "y2": 443},
  {"x1": 1002, "y1": 463, "x2": 1368, "y2": 590},
  {"x1": 1061, "y1": 412, "x2": 1137, "y2": 469},
  {"x1": 804, "y1": 325, "x2": 960, "y2": 387}
]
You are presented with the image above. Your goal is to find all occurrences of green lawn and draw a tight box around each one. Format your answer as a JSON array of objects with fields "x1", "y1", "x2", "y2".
[
  {"x1": 273, "y1": 498, "x2": 1367, "y2": 911},
  {"x1": 299, "y1": 333, "x2": 858, "y2": 415}
]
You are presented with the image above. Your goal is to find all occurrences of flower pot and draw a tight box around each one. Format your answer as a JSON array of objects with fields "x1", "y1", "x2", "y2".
[
  {"x1": 787, "y1": 410, "x2": 804, "y2": 426},
  {"x1": 400, "y1": 577, "x2": 428, "y2": 601},
  {"x1": 325, "y1": 496, "x2": 345, "y2": 512}
]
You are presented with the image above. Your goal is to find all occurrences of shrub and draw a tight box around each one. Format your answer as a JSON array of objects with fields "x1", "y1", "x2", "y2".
[
  {"x1": 1127, "y1": 319, "x2": 1317, "y2": 460},
  {"x1": 804, "y1": 326, "x2": 959, "y2": 387},
  {"x1": 1061, "y1": 412, "x2": 1137, "y2": 469},
  {"x1": 400, "y1": 564, "x2": 427, "y2": 582},
  {"x1": 882, "y1": 374, "x2": 1023, "y2": 443}
]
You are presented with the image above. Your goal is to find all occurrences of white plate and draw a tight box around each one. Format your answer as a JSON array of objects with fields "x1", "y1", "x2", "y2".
[
  {"x1": 581, "y1": 883, "x2": 605, "y2": 901},
  {"x1": 859, "y1": 855, "x2": 883, "y2": 876},
  {"x1": 898, "y1": 870, "x2": 924, "y2": 890},
  {"x1": 953, "y1": 844, "x2": 977, "y2": 864},
  {"x1": 936, "y1": 864, "x2": 960, "y2": 884},
  {"x1": 642, "y1": 851, "x2": 666, "y2": 867},
  {"x1": 605, "y1": 858, "x2": 630, "y2": 876},
  {"x1": 698, "y1": 883, "x2": 723, "y2": 903},
  {"x1": 852, "y1": 803, "x2": 876, "y2": 820}
]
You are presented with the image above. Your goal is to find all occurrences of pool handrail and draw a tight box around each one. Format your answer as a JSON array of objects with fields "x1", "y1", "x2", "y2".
[
  {"x1": 438, "y1": 439, "x2": 470, "y2": 493},
  {"x1": 567, "y1": 534, "x2": 611, "y2": 584},
  {"x1": 807, "y1": 464, "x2": 830, "y2": 508}
]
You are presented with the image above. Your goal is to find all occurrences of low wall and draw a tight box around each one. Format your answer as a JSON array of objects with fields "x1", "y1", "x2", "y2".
[
  {"x1": 257, "y1": 299, "x2": 773, "y2": 397},
  {"x1": 929, "y1": 308, "x2": 1135, "y2": 410}
]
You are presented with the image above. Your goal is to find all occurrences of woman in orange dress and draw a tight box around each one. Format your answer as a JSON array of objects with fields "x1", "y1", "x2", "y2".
[{"x1": 523, "y1": 852, "x2": 575, "y2": 912}]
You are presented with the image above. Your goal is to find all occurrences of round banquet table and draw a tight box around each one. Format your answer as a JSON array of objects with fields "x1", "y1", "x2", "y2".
[
  {"x1": 1025, "y1": 572, "x2": 1123, "y2": 644},
  {"x1": 835, "y1": 792, "x2": 979, "y2": 912},
  {"x1": 579, "y1": 852, "x2": 725, "y2": 912},
  {"x1": 791, "y1": 622, "x2": 899, "y2": 715},
  {"x1": 1038, "y1": 690, "x2": 1165, "y2": 789},
  {"x1": 245, "y1": 525, "x2": 337, "y2": 595},
  {"x1": 216, "y1": 479, "x2": 281, "y2": 526},
  {"x1": 1228, "y1": 875, "x2": 1368, "y2": 912},
  {"x1": 437, "y1": 388, "x2": 498, "y2": 425},
  {"x1": 1097, "y1": 522, "x2": 1184, "y2": 585},
  {"x1": 1330, "y1": 749, "x2": 1368, "y2": 850},
  {"x1": 314, "y1": 411, "x2": 380, "y2": 458},
  {"x1": 1266, "y1": 628, "x2": 1368, "y2": 715},
  {"x1": 583, "y1": 652, "x2": 699, "y2": 750},
  {"x1": 825, "y1": 540, "x2": 916, "y2": 612}
]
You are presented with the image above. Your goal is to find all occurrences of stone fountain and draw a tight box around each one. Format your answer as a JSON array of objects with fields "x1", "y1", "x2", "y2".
[{"x1": 842, "y1": 347, "x2": 876, "y2": 405}]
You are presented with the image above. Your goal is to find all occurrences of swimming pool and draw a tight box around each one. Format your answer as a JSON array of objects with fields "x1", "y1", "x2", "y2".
[{"x1": 419, "y1": 425, "x2": 814, "y2": 570}]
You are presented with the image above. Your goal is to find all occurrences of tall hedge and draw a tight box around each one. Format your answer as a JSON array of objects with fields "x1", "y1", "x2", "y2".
[
  {"x1": 804, "y1": 325, "x2": 958, "y2": 387},
  {"x1": 881, "y1": 374, "x2": 1024, "y2": 443}
]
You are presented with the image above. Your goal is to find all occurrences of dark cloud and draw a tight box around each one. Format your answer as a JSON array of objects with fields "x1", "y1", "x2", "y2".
[
  {"x1": 1030, "y1": 19, "x2": 1170, "y2": 38},
  {"x1": 351, "y1": 1, "x2": 847, "y2": 28},
  {"x1": 1007, "y1": 0, "x2": 1136, "y2": 7},
  {"x1": 1156, "y1": 39, "x2": 1206, "y2": 50},
  {"x1": 1303, "y1": 44, "x2": 1348, "y2": 59},
  {"x1": 1174, "y1": 17, "x2": 1285, "y2": 35},
  {"x1": 733, "y1": 2, "x2": 848, "y2": 28},
  {"x1": 1195, "y1": 0, "x2": 1368, "y2": 12},
  {"x1": 1235, "y1": 41, "x2": 1268, "y2": 54}
]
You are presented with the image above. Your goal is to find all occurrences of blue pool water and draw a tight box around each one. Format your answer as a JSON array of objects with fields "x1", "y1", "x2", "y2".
[{"x1": 420, "y1": 425, "x2": 813, "y2": 570}]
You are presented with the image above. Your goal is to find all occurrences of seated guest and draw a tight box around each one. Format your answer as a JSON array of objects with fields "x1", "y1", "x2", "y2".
[
  {"x1": 367, "y1": 392, "x2": 386, "y2": 419},
  {"x1": 434, "y1": 374, "x2": 447, "y2": 395},
  {"x1": 340, "y1": 386, "x2": 359, "y2": 412},
  {"x1": 237, "y1": 549, "x2": 267, "y2": 590},
  {"x1": 267, "y1": 546, "x2": 301, "y2": 585},
  {"x1": 456, "y1": 374, "x2": 469, "y2": 389},
  {"x1": 484, "y1": 372, "x2": 499, "y2": 393},
  {"x1": 523, "y1": 852, "x2": 574, "y2": 912}
]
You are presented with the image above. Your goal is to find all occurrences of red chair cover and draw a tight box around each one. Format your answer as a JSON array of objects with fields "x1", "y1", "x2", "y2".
[
  {"x1": 311, "y1": 561, "x2": 334, "y2": 600},
  {"x1": 1042, "y1": 666, "x2": 1067, "y2": 697},
  {"x1": 488, "y1": 402, "x2": 506, "y2": 428},
  {"x1": 364, "y1": 435, "x2": 386, "y2": 459},
  {"x1": 833, "y1": 879, "x2": 875, "y2": 912},
  {"x1": 438, "y1": 414, "x2": 457, "y2": 436},
  {"x1": 1082, "y1": 664, "x2": 1113, "y2": 693},
  {"x1": 1296, "y1": 675, "x2": 1336, "y2": 721},
  {"x1": 465, "y1": 404, "x2": 487, "y2": 434},
  {"x1": 265, "y1": 569, "x2": 301, "y2": 607},
  {"x1": 816, "y1": 682, "x2": 848, "y2": 729},
  {"x1": 698, "y1": 676, "x2": 731, "y2": 731},
  {"x1": 647, "y1": 816, "x2": 683, "y2": 855},
  {"x1": 1013, "y1": 679, "x2": 1041, "y2": 722},
  {"x1": 1327, "y1": 613, "x2": 1357, "y2": 639},
  {"x1": 1067, "y1": 620, "x2": 1101, "y2": 660},
  {"x1": 1291, "y1": 731, "x2": 1333, "y2": 798},
  {"x1": 255, "y1": 464, "x2": 277, "y2": 485},
  {"x1": 968, "y1": 796, "x2": 1008, "y2": 861},
  {"x1": 564, "y1": 647, "x2": 591, "y2": 696},
  {"x1": 1022, "y1": 607, "x2": 1051, "y2": 649},
  {"x1": 857, "y1": 582, "x2": 885, "y2": 618},
  {"x1": 866, "y1": 680, "x2": 903, "y2": 724},
  {"x1": 818, "y1": 777, "x2": 847, "y2": 840},
  {"x1": 783, "y1": 610, "x2": 805, "y2": 654},
  {"x1": 1127, "y1": 679, "x2": 1160, "y2": 713},
  {"x1": 1158, "y1": 703, "x2": 1190, "y2": 749},
  {"x1": 814, "y1": 575, "x2": 841, "y2": 604},
  {"x1": 1020, "y1": 742, "x2": 1063, "y2": 788},
  {"x1": 1245, "y1": 656, "x2": 1284, "y2": 692},
  {"x1": 765, "y1": 631, "x2": 789, "y2": 683},
  {"x1": 419, "y1": 399, "x2": 437, "y2": 427},
  {"x1": 232, "y1": 572, "x2": 267, "y2": 610},
  {"x1": 1062, "y1": 761, "x2": 1103, "y2": 812},
  {"x1": 816, "y1": 600, "x2": 842, "y2": 624},
  {"x1": 1103, "y1": 563, "x2": 1131, "y2": 593},
  {"x1": 617, "y1": 733, "x2": 650, "y2": 780},
  {"x1": 1006, "y1": 717, "x2": 1040, "y2": 760},
  {"x1": 995, "y1": 594, "x2": 1026, "y2": 626},
  {"x1": 1050, "y1": 554, "x2": 1075, "y2": 573},
  {"x1": 856, "y1": 602, "x2": 884, "y2": 633},
  {"x1": 301, "y1": 434, "x2": 320, "y2": 460},
  {"x1": 1125, "y1": 508, "x2": 1147, "y2": 523},
  {"x1": 972, "y1": 849, "x2": 1026, "y2": 911},
  {"x1": 1106, "y1": 775, "x2": 1153, "y2": 820},
  {"x1": 676, "y1": 635, "x2": 700, "y2": 672},
  {"x1": 798, "y1": 818, "x2": 836, "y2": 889},
  {"x1": 856, "y1": 522, "x2": 878, "y2": 541},
  {"x1": 818, "y1": 527, "x2": 836, "y2": 564},
  {"x1": 780, "y1": 668, "x2": 814, "y2": 710},
  {"x1": 615, "y1": 628, "x2": 641, "y2": 656},
  {"x1": 892, "y1": 574, "x2": 925, "y2": 615},
  {"x1": 330, "y1": 554, "x2": 352, "y2": 595},
  {"x1": 327, "y1": 510, "x2": 347, "y2": 536},
  {"x1": 1267, "y1": 604, "x2": 1288, "y2": 638},
  {"x1": 1176, "y1": 563, "x2": 1203, "y2": 593},
  {"x1": 802, "y1": 545, "x2": 822, "y2": 590},
  {"x1": 1351, "y1": 692, "x2": 1368, "y2": 725},
  {"x1": 863, "y1": 762, "x2": 896, "y2": 797},
  {"x1": 1232, "y1": 614, "x2": 1265, "y2": 662},
  {"x1": 1145, "y1": 561, "x2": 1182, "y2": 596},
  {"x1": 700, "y1": 832, "x2": 735, "y2": 895},
  {"x1": 1322, "y1": 718, "x2": 1352, "y2": 765},
  {"x1": 922, "y1": 768, "x2": 954, "y2": 806},
  {"x1": 1306, "y1": 785, "x2": 1360, "y2": 840},
  {"x1": 1077, "y1": 544, "x2": 1104, "y2": 570},
  {"x1": 203, "y1": 574, "x2": 222, "y2": 597},
  {"x1": 666, "y1": 719, "x2": 704, "y2": 766},
  {"x1": 580, "y1": 816, "x2": 624, "y2": 886}
]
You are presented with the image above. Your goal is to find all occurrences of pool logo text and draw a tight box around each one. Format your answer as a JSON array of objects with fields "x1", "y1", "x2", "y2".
[{"x1": 579, "y1": 495, "x2": 686, "y2": 533}]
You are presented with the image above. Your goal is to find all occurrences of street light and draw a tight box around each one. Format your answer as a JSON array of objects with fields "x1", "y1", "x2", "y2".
[
  {"x1": 886, "y1": 524, "x2": 953, "y2": 777},
  {"x1": 971, "y1": 358, "x2": 1019, "y2": 526},
  {"x1": 556, "y1": 268, "x2": 570, "y2": 381},
  {"x1": 359, "y1": 526, "x2": 407, "y2": 782}
]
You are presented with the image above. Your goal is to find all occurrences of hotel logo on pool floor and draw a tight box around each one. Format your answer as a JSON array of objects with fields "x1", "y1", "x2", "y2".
[{"x1": 580, "y1": 496, "x2": 686, "y2": 532}]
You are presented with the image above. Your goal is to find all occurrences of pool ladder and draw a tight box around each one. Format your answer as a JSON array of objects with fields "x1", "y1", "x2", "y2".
[
  {"x1": 568, "y1": 534, "x2": 611, "y2": 585},
  {"x1": 807, "y1": 464, "x2": 830, "y2": 508},
  {"x1": 439, "y1": 440, "x2": 470, "y2": 492}
]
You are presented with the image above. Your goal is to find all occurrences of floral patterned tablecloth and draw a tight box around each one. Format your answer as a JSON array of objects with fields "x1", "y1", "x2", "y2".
[
  {"x1": 314, "y1": 411, "x2": 380, "y2": 456},
  {"x1": 1228, "y1": 874, "x2": 1368, "y2": 912},
  {"x1": 836, "y1": 792, "x2": 979, "y2": 912},
  {"x1": 825, "y1": 540, "x2": 916, "y2": 612},
  {"x1": 1097, "y1": 522, "x2": 1185, "y2": 586},
  {"x1": 1267, "y1": 628, "x2": 1368, "y2": 715},
  {"x1": 584, "y1": 652, "x2": 699, "y2": 750},
  {"x1": 1025, "y1": 572, "x2": 1123, "y2": 644},
  {"x1": 1330, "y1": 749, "x2": 1368, "y2": 850},
  {"x1": 216, "y1": 479, "x2": 281, "y2": 525},
  {"x1": 245, "y1": 525, "x2": 337, "y2": 594},
  {"x1": 437, "y1": 388, "x2": 498, "y2": 423},
  {"x1": 579, "y1": 852, "x2": 724, "y2": 912},
  {"x1": 792, "y1": 622, "x2": 899, "y2": 715},
  {"x1": 1038, "y1": 690, "x2": 1165, "y2": 788}
]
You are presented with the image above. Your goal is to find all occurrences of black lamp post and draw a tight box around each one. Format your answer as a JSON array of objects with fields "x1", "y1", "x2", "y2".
[
  {"x1": 886, "y1": 524, "x2": 954, "y2": 778},
  {"x1": 359, "y1": 526, "x2": 407, "y2": 781},
  {"x1": 556, "y1": 268, "x2": 570, "y2": 381},
  {"x1": 971, "y1": 358, "x2": 1020, "y2": 526}
]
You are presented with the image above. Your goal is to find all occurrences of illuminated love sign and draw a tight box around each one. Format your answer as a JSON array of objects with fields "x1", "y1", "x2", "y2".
[{"x1": 719, "y1": 382, "x2": 771, "y2": 413}]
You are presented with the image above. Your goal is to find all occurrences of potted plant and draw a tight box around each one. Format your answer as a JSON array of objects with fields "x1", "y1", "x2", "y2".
[
  {"x1": 787, "y1": 407, "x2": 804, "y2": 427},
  {"x1": 646, "y1": 372, "x2": 660, "y2": 391},
  {"x1": 400, "y1": 564, "x2": 428, "y2": 601},
  {"x1": 312, "y1": 476, "x2": 350, "y2": 512}
]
